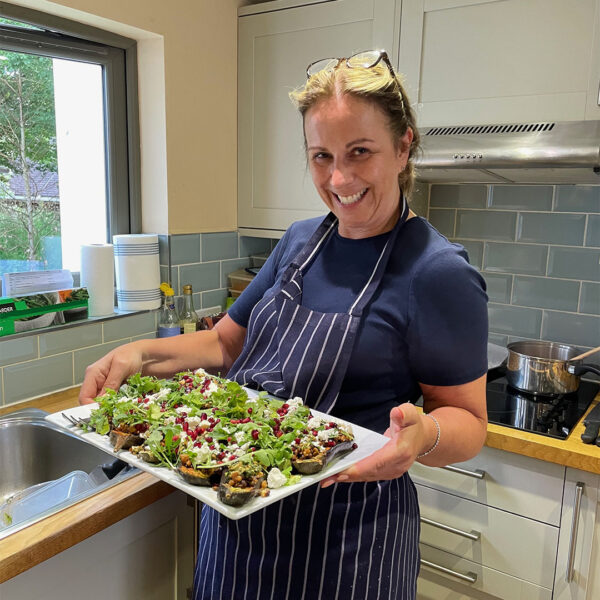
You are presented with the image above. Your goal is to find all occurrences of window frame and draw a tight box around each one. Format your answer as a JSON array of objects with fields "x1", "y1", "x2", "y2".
[{"x1": 0, "y1": 2, "x2": 141, "y2": 243}]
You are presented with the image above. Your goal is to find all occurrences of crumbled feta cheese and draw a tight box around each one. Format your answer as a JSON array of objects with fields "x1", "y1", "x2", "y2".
[
  {"x1": 263, "y1": 409, "x2": 271, "y2": 418},
  {"x1": 195, "y1": 443, "x2": 212, "y2": 463},
  {"x1": 338, "y1": 422, "x2": 353, "y2": 435},
  {"x1": 317, "y1": 428, "x2": 337, "y2": 442},
  {"x1": 234, "y1": 431, "x2": 246, "y2": 444},
  {"x1": 267, "y1": 468, "x2": 287, "y2": 489},
  {"x1": 206, "y1": 381, "x2": 220, "y2": 394},
  {"x1": 175, "y1": 405, "x2": 192, "y2": 415},
  {"x1": 307, "y1": 416, "x2": 324, "y2": 429},
  {"x1": 146, "y1": 388, "x2": 170, "y2": 403},
  {"x1": 186, "y1": 416, "x2": 202, "y2": 429},
  {"x1": 246, "y1": 397, "x2": 257, "y2": 404},
  {"x1": 164, "y1": 416, "x2": 176, "y2": 425},
  {"x1": 194, "y1": 368, "x2": 207, "y2": 376}
]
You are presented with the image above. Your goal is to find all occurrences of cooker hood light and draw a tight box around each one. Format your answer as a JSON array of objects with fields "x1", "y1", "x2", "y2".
[{"x1": 416, "y1": 120, "x2": 600, "y2": 184}]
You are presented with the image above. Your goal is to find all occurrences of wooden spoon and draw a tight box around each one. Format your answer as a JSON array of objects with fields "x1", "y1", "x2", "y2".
[{"x1": 570, "y1": 346, "x2": 600, "y2": 362}]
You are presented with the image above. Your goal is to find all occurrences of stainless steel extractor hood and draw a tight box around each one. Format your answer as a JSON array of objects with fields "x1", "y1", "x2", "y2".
[{"x1": 416, "y1": 120, "x2": 600, "y2": 184}]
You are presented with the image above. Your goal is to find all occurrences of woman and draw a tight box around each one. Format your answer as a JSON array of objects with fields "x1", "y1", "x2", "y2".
[{"x1": 80, "y1": 50, "x2": 488, "y2": 600}]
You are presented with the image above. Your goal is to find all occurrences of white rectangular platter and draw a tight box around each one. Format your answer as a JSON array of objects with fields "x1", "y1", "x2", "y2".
[{"x1": 46, "y1": 402, "x2": 388, "y2": 520}]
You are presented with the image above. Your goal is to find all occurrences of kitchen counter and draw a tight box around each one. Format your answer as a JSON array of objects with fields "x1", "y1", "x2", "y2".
[{"x1": 1, "y1": 384, "x2": 599, "y2": 583}]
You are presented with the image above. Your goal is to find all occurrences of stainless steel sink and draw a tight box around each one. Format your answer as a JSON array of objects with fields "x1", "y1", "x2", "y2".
[{"x1": 0, "y1": 408, "x2": 138, "y2": 539}]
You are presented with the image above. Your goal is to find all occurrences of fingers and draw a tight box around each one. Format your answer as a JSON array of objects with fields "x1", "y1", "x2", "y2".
[{"x1": 321, "y1": 439, "x2": 413, "y2": 487}]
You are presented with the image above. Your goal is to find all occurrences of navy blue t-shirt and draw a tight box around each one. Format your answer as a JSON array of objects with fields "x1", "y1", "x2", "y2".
[{"x1": 228, "y1": 215, "x2": 488, "y2": 432}]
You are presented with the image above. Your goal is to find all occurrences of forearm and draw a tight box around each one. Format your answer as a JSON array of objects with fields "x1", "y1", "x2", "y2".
[
  {"x1": 417, "y1": 405, "x2": 487, "y2": 467},
  {"x1": 133, "y1": 330, "x2": 225, "y2": 378},
  {"x1": 417, "y1": 374, "x2": 488, "y2": 467}
]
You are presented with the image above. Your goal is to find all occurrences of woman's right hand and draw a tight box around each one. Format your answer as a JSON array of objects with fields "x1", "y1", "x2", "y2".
[{"x1": 78, "y1": 343, "x2": 143, "y2": 404}]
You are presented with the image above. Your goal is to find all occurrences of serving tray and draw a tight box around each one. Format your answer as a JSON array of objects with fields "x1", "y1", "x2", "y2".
[{"x1": 46, "y1": 399, "x2": 388, "y2": 520}]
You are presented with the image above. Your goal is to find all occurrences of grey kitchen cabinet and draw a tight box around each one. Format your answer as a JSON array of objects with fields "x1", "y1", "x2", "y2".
[
  {"x1": 397, "y1": 0, "x2": 600, "y2": 128},
  {"x1": 411, "y1": 447, "x2": 600, "y2": 600},
  {"x1": 0, "y1": 492, "x2": 194, "y2": 600},
  {"x1": 237, "y1": 0, "x2": 398, "y2": 236}
]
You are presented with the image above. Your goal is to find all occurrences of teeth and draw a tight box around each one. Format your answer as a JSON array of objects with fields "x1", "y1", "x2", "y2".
[{"x1": 337, "y1": 188, "x2": 367, "y2": 205}]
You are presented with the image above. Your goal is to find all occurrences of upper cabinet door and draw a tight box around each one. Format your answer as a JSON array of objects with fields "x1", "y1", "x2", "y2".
[
  {"x1": 238, "y1": 0, "x2": 398, "y2": 234},
  {"x1": 398, "y1": 0, "x2": 600, "y2": 127}
]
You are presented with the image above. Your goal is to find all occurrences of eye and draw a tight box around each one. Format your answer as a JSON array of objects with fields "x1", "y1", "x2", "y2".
[
  {"x1": 311, "y1": 151, "x2": 331, "y2": 162},
  {"x1": 351, "y1": 147, "x2": 370, "y2": 157}
]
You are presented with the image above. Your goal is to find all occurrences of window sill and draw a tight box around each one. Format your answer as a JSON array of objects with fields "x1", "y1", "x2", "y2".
[{"x1": 1, "y1": 308, "x2": 153, "y2": 341}]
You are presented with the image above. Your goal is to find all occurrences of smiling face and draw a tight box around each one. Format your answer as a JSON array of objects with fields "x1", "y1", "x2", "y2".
[{"x1": 304, "y1": 93, "x2": 413, "y2": 239}]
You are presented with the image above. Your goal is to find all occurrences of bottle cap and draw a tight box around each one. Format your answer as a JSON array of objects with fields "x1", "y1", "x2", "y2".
[{"x1": 183, "y1": 284, "x2": 193, "y2": 294}]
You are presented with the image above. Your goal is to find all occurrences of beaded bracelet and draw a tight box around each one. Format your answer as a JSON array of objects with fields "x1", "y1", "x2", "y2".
[{"x1": 417, "y1": 413, "x2": 441, "y2": 458}]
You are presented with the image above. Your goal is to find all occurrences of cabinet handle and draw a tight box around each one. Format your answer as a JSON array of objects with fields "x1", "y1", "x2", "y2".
[
  {"x1": 565, "y1": 481, "x2": 585, "y2": 583},
  {"x1": 420, "y1": 516, "x2": 480, "y2": 541},
  {"x1": 420, "y1": 558, "x2": 478, "y2": 584},
  {"x1": 443, "y1": 464, "x2": 485, "y2": 479}
]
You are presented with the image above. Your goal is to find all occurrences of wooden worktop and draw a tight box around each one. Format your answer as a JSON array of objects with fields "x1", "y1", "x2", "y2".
[{"x1": 1, "y1": 384, "x2": 600, "y2": 583}]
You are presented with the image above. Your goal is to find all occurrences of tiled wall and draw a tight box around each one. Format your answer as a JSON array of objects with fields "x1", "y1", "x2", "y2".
[
  {"x1": 427, "y1": 184, "x2": 600, "y2": 349},
  {"x1": 0, "y1": 312, "x2": 157, "y2": 406},
  {"x1": 159, "y1": 232, "x2": 273, "y2": 311},
  {"x1": 0, "y1": 232, "x2": 275, "y2": 408}
]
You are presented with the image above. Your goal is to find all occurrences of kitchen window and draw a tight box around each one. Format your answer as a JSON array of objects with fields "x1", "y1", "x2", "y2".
[{"x1": 0, "y1": 5, "x2": 140, "y2": 290}]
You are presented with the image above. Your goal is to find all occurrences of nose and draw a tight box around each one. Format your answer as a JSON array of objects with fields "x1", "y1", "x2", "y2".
[{"x1": 330, "y1": 160, "x2": 353, "y2": 189}]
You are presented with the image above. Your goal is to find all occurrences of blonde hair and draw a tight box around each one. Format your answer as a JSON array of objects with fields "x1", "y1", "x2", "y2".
[{"x1": 289, "y1": 61, "x2": 420, "y2": 198}]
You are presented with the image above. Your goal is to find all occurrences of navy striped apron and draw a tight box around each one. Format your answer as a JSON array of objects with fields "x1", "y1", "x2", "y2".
[{"x1": 194, "y1": 199, "x2": 420, "y2": 600}]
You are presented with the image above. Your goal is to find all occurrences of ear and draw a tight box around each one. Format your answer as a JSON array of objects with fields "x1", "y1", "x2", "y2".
[
  {"x1": 397, "y1": 127, "x2": 414, "y2": 170},
  {"x1": 398, "y1": 127, "x2": 414, "y2": 155}
]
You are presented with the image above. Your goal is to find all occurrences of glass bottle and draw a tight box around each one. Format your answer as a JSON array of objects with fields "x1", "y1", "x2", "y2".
[
  {"x1": 180, "y1": 284, "x2": 199, "y2": 334},
  {"x1": 158, "y1": 283, "x2": 180, "y2": 338}
]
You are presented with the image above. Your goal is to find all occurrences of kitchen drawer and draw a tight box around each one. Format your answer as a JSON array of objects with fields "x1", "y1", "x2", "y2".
[
  {"x1": 416, "y1": 483, "x2": 559, "y2": 589},
  {"x1": 410, "y1": 446, "x2": 565, "y2": 525},
  {"x1": 418, "y1": 544, "x2": 553, "y2": 600}
]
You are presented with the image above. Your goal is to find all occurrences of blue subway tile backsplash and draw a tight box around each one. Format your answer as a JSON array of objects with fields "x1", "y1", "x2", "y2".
[{"x1": 429, "y1": 183, "x2": 599, "y2": 349}]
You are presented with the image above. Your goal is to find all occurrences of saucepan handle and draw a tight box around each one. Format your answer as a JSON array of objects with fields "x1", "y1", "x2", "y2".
[{"x1": 568, "y1": 363, "x2": 600, "y2": 377}]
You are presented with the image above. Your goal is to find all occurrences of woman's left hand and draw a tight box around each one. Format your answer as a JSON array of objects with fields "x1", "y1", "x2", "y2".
[{"x1": 320, "y1": 402, "x2": 428, "y2": 487}]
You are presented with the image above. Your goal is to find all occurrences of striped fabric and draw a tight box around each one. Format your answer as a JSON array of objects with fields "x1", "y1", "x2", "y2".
[
  {"x1": 194, "y1": 478, "x2": 420, "y2": 600},
  {"x1": 194, "y1": 200, "x2": 420, "y2": 600}
]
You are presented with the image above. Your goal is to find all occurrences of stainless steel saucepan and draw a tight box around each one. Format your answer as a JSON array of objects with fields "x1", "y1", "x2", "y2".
[{"x1": 506, "y1": 341, "x2": 600, "y2": 396}]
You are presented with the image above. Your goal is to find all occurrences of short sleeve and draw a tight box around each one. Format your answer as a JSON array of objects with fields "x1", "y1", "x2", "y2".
[{"x1": 406, "y1": 248, "x2": 488, "y2": 386}]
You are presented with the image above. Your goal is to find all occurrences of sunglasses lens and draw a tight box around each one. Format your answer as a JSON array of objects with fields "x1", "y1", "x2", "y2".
[
  {"x1": 307, "y1": 58, "x2": 338, "y2": 78},
  {"x1": 347, "y1": 51, "x2": 381, "y2": 69}
]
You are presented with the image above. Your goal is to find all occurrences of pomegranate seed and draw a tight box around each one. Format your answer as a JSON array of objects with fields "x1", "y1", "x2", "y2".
[
  {"x1": 251, "y1": 430, "x2": 259, "y2": 440},
  {"x1": 282, "y1": 403, "x2": 289, "y2": 409},
  {"x1": 247, "y1": 407, "x2": 253, "y2": 414},
  {"x1": 242, "y1": 417, "x2": 251, "y2": 424},
  {"x1": 190, "y1": 431, "x2": 197, "y2": 441},
  {"x1": 205, "y1": 436, "x2": 213, "y2": 443},
  {"x1": 201, "y1": 413, "x2": 207, "y2": 421},
  {"x1": 227, "y1": 436, "x2": 233, "y2": 443},
  {"x1": 137, "y1": 398, "x2": 143, "y2": 403},
  {"x1": 208, "y1": 417, "x2": 215, "y2": 424},
  {"x1": 209, "y1": 444, "x2": 215, "y2": 450},
  {"x1": 275, "y1": 430, "x2": 283, "y2": 438},
  {"x1": 228, "y1": 455, "x2": 236, "y2": 461},
  {"x1": 183, "y1": 422, "x2": 189, "y2": 432},
  {"x1": 312, "y1": 430, "x2": 318, "y2": 436},
  {"x1": 352, "y1": 443, "x2": 358, "y2": 449},
  {"x1": 294, "y1": 438, "x2": 300, "y2": 444},
  {"x1": 172, "y1": 435, "x2": 180, "y2": 442}
]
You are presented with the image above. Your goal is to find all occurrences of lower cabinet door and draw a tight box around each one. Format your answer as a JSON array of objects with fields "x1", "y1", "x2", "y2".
[
  {"x1": 553, "y1": 468, "x2": 600, "y2": 600},
  {"x1": 418, "y1": 544, "x2": 553, "y2": 600},
  {"x1": 0, "y1": 491, "x2": 194, "y2": 600},
  {"x1": 416, "y1": 483, "x2": 559, "y2": 588}
]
